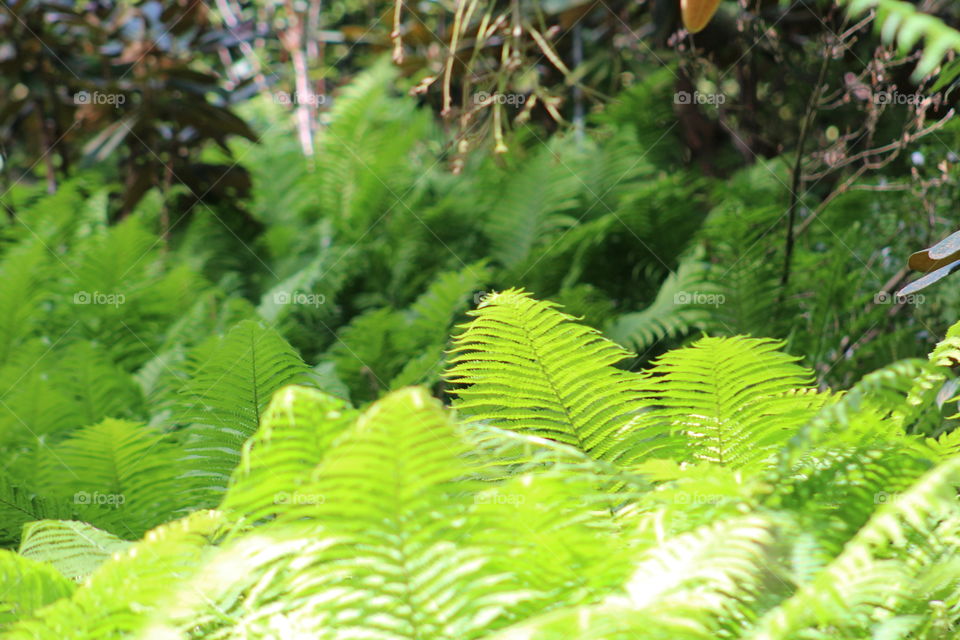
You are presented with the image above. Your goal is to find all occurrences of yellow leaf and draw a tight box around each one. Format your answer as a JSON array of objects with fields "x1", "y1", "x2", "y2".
[{"x1": 681, "y1": 0, "x2": 721, "y2": 34}]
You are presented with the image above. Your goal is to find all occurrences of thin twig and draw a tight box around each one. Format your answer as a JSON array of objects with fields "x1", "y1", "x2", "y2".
[{"x1": 781, "y1": 41, "x2": 831, "y2": 290}]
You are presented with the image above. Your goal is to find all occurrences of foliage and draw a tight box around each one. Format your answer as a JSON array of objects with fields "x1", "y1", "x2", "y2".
[
  {"x1": 4, "y1": 2, "x2": 960, "y2": 637},
  {"x1": 1, "y1": 289, "x2": 960, "y2": 638},
  {"x1": 0, "y1": 0, "x2": 257, "y2": 212}
]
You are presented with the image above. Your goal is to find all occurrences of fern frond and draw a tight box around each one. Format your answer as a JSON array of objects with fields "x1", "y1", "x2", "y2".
[
  {"x1": 0, "y1": 342, "x2": 88, "y2": 447},
  {"x1": 769, "y1": 444, "x2": 932, "y2": 558},
  {"x1": 0, "y1": 550, "x2": 74, "y2": 630},
  {"x1": 222, "y1": 385, "x2": 356, "y2": 528},
  {"x1": 1, "y1": 510, "x2": 224, "y2": 640},
  {"x1": 37, "y1": 418, "x2": 185, "y2": 538},
  {"x1": 468, "y1": 471, "x2": 633, "y2": 605},
  {"x1": 257, "y1": 248, "x2": 347, "y2": 334},
  {"x1": 18, "y1": 520, "x2": 131, "y2": 582},
  {"x1": 55, "y1": 342, "x2": 146, "y2": 426},
  {"x1": 779, "y1": 359, "x2": 940, "y2": 471},
  {"x1": 751, "y1": 456, "x2": 960, "y2": 639},
  {"x1": 0, "y1": 474, "x2": 76, "y2": 548},
  {"x1": 271, "y1": 389, "x2": 516, "y2": 639},
  {"x1": 840, "y1": 0, "x2": 960, "y2": 78},
  {"x1": 606, "y1": 255, "x2": 714, "y2": 353},
  {"x1": 402, "y1": 260, "x2": 491, "y2": 347},
  {"x1": 314, "y1": 59, "x2": 432, "y2": 237},
  {"x1": 445, "y1": 289, "x2": 646, "y2": 462},
  {"x1": 176, "y1": 319, "x2": 311, "y2": 504},
  {"x1": 636, "y1": 336, "x2": 827, "y2": 470},
  {"x1": 0, "y1": 245, "x2": 49, "y2": 365},
  {"x1": 484, "y1": 147, "x2": 581, "y2": 269},
  {"x1": 149, "y1": 388, "x2": 529, "y2": 639},
  {"x1": 331, "y1": 261, "x2": 491, "y2": 401},
  {"x1": 59, "y1": 216, "x2": 204, "y2": 369},
  {"x1": 484, "y1": 515, "x2": 781, "y2": 640}
]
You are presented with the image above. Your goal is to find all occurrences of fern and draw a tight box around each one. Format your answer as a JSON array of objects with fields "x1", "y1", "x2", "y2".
[
  {"x1": 484, "y1": 143, "x2": 581, "y2": 269},
  {"x1": 752, "y1": 456, "x2": 960, "y2": 639},
  {"x1": 0, "y1": 473, "x2": 76, "y2": 548},
  {"x1": 484, "y1": 515, "x2": 782, "y2": 640},
  {"x1": 222, "y1": 385, "x2": 356, "y2": 528},
  {"x1": 175, "y1": 319, "x2": 312, "y2": 505},
  {"x1": 1, "y1": 510, "x2": 224, "y2": 640},
  {"x1": 0, "y1": 550, "x2": 74, "y2": 630},
  {"x1": 634, "y1": 336, "x2": 829, "y2": 470},
  {"x1": 606, "y1": 254, "x2": 715, "y2": 354},
  {"x1": 314, "y1": 59, "x2": 432, "y2": 239},
  {"x1": 0, "y1": 245, "x2": 50, "y2": 365},
  {"x1": 137, "y1": 388, "x2": 533, "y2": 639},
  {"x1": 18, "y1": 520, "x2": 131, "y2": 582},
  {"x1": 35, "y1": 418, "x2": 185, "y2": 538},
  {"x1": 445, "y1": 289, "x2": 646, "y2": 462},
  {"x1": 330, "y1": 261, "x2": 491, "y2": 402},
  {"x1": 840, "y1": 0, "x2": 960, "y2": 78}
]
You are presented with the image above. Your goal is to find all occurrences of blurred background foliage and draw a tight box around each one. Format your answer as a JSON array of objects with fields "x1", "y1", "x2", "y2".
[{"x1": 2, "y1": 0, "x2": 960, "y2": 402}]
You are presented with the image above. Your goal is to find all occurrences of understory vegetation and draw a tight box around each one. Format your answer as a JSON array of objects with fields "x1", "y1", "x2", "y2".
[{"x1": 4, "y1": 0, "x2": 960, "y2": 638}]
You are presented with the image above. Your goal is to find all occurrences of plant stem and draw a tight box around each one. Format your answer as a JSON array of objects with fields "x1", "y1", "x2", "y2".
[{"x1": 781, "y1": 42, "x2": 831, "y2": 289}]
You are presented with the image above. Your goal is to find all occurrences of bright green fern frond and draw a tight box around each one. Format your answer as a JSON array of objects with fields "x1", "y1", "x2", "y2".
[
  {"x1": 752, "y1": 455, "x2": 960, "y2": 639},
  {"x1": 18, "y1": 520, "x2": 131, "y2": 582},
  {"x1": 485, "y1": 515, "x2": 781, "y2": 640},
  {"x1": 637, "y1": 336, "x2": 827, "y2": 470},
  {"x1": 445, "y1": 289, "x2": 646, "y2": 462},
  {"x1": 769, "y1": 444, "x2": 933, "y2": 559},
  {"x1": 1, "y1": 510, "x2": 224, "y2": 640},
  {"x1": 271, "y1": 387, "x2": 521, "y2": 638},
  {"x1": 0, "y1": 550, "x2": 74, "y2": 630},
  {"x1": 275, "y1": 387, "x2": 472, "y2": 527},
  {"x1": 779, "y1": 359, "x2": 940, "y2": 472},
  {"x1": 222, "y1": 385, "x2": 356, "y2": 528},
  {"x1": 468, "y1": 471, "x2": 633, "y2": 605},
  {"x1": 150, "y1": 388, "x2": 526, "y2": 639}
]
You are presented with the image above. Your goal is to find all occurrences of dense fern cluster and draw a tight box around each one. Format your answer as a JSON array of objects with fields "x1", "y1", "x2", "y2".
[
  {"x1": 3, "y1": 12, "x2": 960, "y2": 634},
  {"x1": 221, "y1": 60, "x2": 960, "y2": 395},
  {"x1": 3, "y1": 288, "x2": 960, "y2": 638}
]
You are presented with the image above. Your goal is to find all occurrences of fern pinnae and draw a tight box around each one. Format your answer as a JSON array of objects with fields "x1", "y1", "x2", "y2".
[
  {"x1": 18, "y1": 520, "x2": 132, "y2": 582},
  {"x1": 0, "y1": 550, "x2": 75, "y2": 630},
  {"x1": 636, "y1": 336, "x2": 826, "y2": 470},
  {"x1": 445, "y1": 289, "x2": 647, "y2": 462},
  {"x1": 176, "y1": 319, "x2": 312, "y2": 506},
  {"x1": 751, "y1": 456, "x2": 960, "y2": 640}
]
